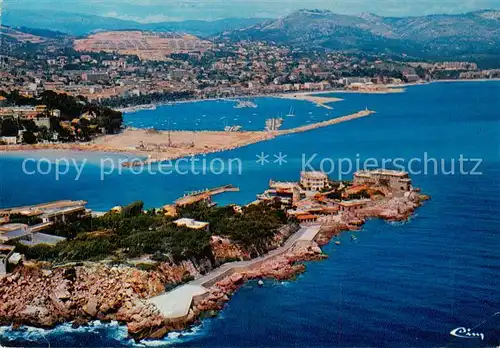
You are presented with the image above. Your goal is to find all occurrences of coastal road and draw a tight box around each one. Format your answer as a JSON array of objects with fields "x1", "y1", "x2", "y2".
[{"x1": 148, "y1": 224, "x2": 322, "y2": 320}]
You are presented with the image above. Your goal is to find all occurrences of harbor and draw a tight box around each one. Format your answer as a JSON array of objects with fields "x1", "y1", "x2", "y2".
[{"x1": 119, "y1": 109, "x2": 375, "y2": 166}]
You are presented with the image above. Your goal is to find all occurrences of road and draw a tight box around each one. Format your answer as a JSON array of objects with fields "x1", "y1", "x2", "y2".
[{"x1": 148, "y1": 224, "x2": 322, "y2": 320}]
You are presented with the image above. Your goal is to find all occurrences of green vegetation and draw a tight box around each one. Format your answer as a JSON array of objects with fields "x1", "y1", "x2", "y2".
[
  {"x1": 15, "y1": 200, "x2": 291, "y2": 266},
  {"x1": 8, "y1": 214, "x2": 43, "y2": 225},
  {"x1": 179, "y1": 200, "x2": 288, "y2": 255},
  {"x1": 0, "y1": 90, "x2": 123, "y2": 143},
  {"x1": 101, "y1": 91, "x2": 194, "y2": 108}
]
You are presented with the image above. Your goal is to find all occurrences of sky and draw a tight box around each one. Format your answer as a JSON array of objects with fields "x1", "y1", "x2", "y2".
[{"x1": 3, "y1": 0, "x2": 500, "y2": 22}]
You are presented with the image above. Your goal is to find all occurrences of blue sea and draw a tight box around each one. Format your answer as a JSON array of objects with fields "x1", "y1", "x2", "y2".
[{"x1": 1, "y1": 81, "x2": 499, "y2": 347}]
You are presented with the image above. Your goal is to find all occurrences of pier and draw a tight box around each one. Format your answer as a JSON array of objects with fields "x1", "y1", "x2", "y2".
[
  {"x1": 18, "y1": 109, "x2": 374, "y2": 168},
  {"x1": 148, "y1": 224, "x2": 322, "y2": 321},
  {"x1": 174, "y1": 185, "x2": 240, "y2": 207},
  {"x1": 278, "y1": 109, "x2": 375, "y2": 136}
]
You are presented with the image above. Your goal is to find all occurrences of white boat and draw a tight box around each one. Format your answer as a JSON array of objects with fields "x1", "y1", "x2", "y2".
[
  {"x1": 225, "y1": 125, "x2": 242, "y2": 132},
  {"x1": 286, "y1": 106, "x2": 296, "y2": 117}
]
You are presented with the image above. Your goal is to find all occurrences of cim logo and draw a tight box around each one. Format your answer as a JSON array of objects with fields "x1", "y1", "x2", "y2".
[{"x1": 450, "y1": 327, "x2": 484, "y2": 341}]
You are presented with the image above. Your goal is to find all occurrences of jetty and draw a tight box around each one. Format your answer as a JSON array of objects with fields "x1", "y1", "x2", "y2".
[
  {"x1": 278, "y1": 109, "x2": 374, "y2": 136},
  {"x1": 174, "y1": 185, "x2": 240, "y2": 207},
  {"x1": 2, "y1": 109, "x2": 374, "y2": 167},
  {"x1": 148, "y1": 224, "x2": 322, "y2": 321}
]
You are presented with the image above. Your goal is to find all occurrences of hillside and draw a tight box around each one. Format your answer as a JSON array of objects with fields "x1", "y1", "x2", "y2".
[
  {"x1": 1, "y1": 10, "x2": 267, "y2": 37},
  {"x1": 0, "y1": 26, "x2": 46, "y2": 43},
  {"x1": 73, "y1": 31, "x2": 212, "y2": 61},
  {"x1": 220, "y1": 9, "x2": 500, "y2": 63}
]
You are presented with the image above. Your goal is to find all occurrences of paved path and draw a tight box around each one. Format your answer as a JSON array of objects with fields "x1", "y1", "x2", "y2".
[{"x1": 148, "y1": 224, "x2": 321, "y2": 320}]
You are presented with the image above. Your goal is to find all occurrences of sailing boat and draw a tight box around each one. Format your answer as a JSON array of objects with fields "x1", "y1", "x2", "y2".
[{"x1": 286, "y1": 106, "x2": 295, "y2": 117}]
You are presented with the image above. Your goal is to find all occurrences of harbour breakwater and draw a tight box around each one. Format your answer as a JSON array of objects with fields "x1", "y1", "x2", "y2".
[
  {"x1": 0, "y1": 109, "x2": 374, "y2": 167},
  {"x1": 122, "y1": 109, "x2": 375, "y2": 167},
  {"x1": 278, "y1": 109, "x2": 375, "y2": 136}
]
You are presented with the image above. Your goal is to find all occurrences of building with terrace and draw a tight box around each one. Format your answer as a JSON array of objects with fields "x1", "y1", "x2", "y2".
[
  {"x1": 0, "y1": 223, "x2": 31, "y2": 243},
  {"x1": 353, "y1": 169, "x2": 412, "y2": 194},
  {"x1": 300, "y1": 171, "x2": 329, "y2": 191}
]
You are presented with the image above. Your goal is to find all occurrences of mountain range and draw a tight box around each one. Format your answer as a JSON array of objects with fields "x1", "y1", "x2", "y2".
[
  {"x1": 3, "y1": 8, "x2": 500, "y2": 66},
  {"x1": 221, "y1": 9, "x2": 500, "y2": 63},
  {"x1": 1, "y1": 10, "x2": 267, "y2": 37}
]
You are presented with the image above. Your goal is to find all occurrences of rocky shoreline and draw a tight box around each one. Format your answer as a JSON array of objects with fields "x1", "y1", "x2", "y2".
[
  {"x1": 0, "y1": 193, "x2": 428, "y2": 342},
  {"x1": 191, "y1": 194, "x2": 428, "y2": 323}
]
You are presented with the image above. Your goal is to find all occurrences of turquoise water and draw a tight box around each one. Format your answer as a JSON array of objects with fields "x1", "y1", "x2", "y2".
[{"x1": 1, "y1": 81, "x2": 499, "y2": 346}]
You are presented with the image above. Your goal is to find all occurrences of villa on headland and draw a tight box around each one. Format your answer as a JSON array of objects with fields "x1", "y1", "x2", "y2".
[
  {"x1": 300, "y1": 171, "x2": 329, "y2": 191},
  {"x1": 353, "y1": 169, "x2": 412, "y2": 194},
  {"x1": 259, "y1": 169, "x2": 415, "y2": 223},
  {"x1": 0, "y1": 167, "x2": 428, "y2": 339}
]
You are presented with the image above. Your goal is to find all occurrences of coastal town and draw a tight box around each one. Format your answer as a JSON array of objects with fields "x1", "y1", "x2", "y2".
[
  {"x1": 0, "y1": 22, "x2": 498, "y2": 149},
  {"x1": 0, "y1": 2, "x2": 499, "y2": 347},
  {"x1": 1, "y1": 25, "x2": 499, "y2": 111},
  {"x1": 0, "y1": 169, "x2": 429, "y2": 340}
]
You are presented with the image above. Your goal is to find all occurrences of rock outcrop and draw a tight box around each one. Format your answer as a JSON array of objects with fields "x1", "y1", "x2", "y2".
[
  {"x1": 0, "y1": 192, "x2": 428, "y2": 340},
  {"x1": 0, "y1": 262, "x2": 198, "y2": 340},
  {"x1": 195, "y1": 240, "x2": 325, "y2": 314}
]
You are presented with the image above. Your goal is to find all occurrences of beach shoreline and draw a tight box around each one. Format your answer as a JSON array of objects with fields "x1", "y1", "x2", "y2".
[
  {"x1": 116, "y1": 88, "x2": 390, "y2": 113},
  {"x1": 116, "y1": 78, "x2": 500, "y2": 113},
  {"x1": 0, "y1": 109, "x2": 375, "y2": 165}
]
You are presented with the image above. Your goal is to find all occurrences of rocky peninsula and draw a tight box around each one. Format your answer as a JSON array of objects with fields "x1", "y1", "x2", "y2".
[{"x1": 0, "y1": 170, "x2": 428, "y2": 341}]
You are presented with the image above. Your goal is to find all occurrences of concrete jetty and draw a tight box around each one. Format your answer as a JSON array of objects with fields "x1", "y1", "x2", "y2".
[
  {"x1": 278, "y1": 109, "x2": 375, "y2": 136},
  {"x1": 121, "y1": 109, "x2": 375, "y2": 167},
  {"x1": 148, "y1": 224, "x2": 322, "y2": 321},
  {"x1": 175, "y1": 185, "x2": 240, "y2": 207}
]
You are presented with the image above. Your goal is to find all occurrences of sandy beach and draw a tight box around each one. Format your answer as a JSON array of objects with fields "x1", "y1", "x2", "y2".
[
  {"x1": 277, "y1": 92, "x2": 343, "y2": 109},
  {"x1": 115, "y1": 78, "x2": 500, "y2": 113},
  {"x1": 94, "y1": 128, "x2": 274, "y2": 162},
  {"x1": 0, "y1": 110, "x2": 374, "y2": 164}
]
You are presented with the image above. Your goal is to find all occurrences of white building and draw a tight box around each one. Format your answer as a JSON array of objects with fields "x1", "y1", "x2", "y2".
[
  {"x1": 0, "y1": 136, "x2": 18, "y2": 145},
  {"x1": 300, "y1": 171, "x2": 329, "y2": 191},
  {"x1": 353, "y1": 169, "x2": 412, "y2": 194}
]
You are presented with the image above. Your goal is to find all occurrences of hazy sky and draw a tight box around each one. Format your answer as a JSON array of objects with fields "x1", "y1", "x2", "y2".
[{"x1": 4, "y1": 0, "x2": 500, "y2": 22}]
